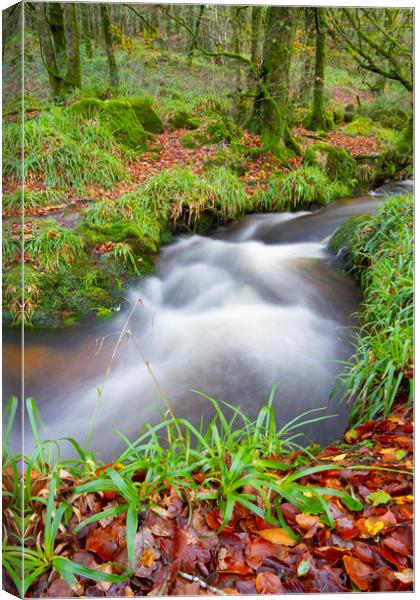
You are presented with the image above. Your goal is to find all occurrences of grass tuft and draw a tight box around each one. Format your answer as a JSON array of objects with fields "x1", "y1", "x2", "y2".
[{"x1": 332, "y1": 195, "x2": 413, "y2": 424}]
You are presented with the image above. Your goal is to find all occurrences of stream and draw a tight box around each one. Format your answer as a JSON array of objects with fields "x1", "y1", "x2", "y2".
[{"x1": 3, "y1": 181, "x2": 413, "y2": 460}]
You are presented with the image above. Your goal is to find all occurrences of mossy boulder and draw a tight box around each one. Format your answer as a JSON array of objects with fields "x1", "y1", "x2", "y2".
[
  {"x1": 303, "y1": 143, "x2": 357, "y2": 182},
  {"x1": 103, "y1": 99, "x2": 148, "y2": 150},
  {"x1": 367, "y1": 106, "x2": 408, "y2": 130},
  {"x1": 68, "y1": 97, "x2": 104, "y2": 119},
  {"x1": 69, "y1": 98, "x2": 148, "y2": 150},
  {"x1": 126, "y1": 97, "x2": 163, "y2": 134},
  {"x1": 3, "y1": 94, "x2": 45, "y2": 116},
  {"x1": 342, "y1": 117, "x2": 374, "y2": 137},
  {"x1": 168, "y1": 109, "x2": 200, "y2": 130}
]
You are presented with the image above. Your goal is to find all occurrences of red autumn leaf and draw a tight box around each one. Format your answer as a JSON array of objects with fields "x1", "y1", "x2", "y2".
[
  {"x1": 313, "y1": 546, "x2": 349, "y2": 562},
  {"x1": 245, "y1": 538, "x2": 277, "y2": 569},
  {"x1": 382, "y1": 533, "x2": 411, "y2": 556}
]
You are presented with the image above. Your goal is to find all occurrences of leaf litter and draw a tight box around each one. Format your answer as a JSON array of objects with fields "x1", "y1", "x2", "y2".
[{"x1": 2, "y1": 400, "x2": 413, "y2": 596}]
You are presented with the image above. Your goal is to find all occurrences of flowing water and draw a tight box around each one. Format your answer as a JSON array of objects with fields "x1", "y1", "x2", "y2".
[{"x1": 3, "y1": 181, "x2": 413, "y2": 459}]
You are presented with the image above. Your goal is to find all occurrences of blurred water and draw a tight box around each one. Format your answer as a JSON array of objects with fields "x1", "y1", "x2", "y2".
[{"x1": 5, "y1": 189, "x2": 404, "y2": 460}]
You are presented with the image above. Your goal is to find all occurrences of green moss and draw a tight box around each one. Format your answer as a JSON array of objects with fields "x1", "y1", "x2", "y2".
[
  {"x1": 69, "y1": 98, "x2": 148, "y2": 150},
  {"x1": 168, "y1": 109, "x2": 200, "y2": 130},
  {"x1": 181, "y1": 131, "x2": 203, "y2": 149},
  {"x1": 303, "y1": 143, "x2": 356, "y2": 182},
  {"x1": 342, "y1": 117, "x2": 374, "y2": 137},
  {"x1": 68, "y1": 97, "x2": 104, "y2": 119},
  {"x1": 365, "y1": 106, "x2": 408, "y2": 130},
  {"x1": 204, "y1": 119, "x2": 235, "y2": 143},
  {"x1": 126, "y1": 97, "x2": 163, "y2": 134},
  {"x1": 103, "y1": 99, "x2": 148, "y2": 150},
  {"x1": 3, "y1": 94, "x2": 45, "y2": 116},
  {"x1": 203, "y1": 149, "x2": 248, "y2": 176}
]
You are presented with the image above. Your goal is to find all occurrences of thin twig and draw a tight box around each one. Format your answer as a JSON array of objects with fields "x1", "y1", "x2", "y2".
[{"x1": 178, "y1": 571, "x2": 227, "y2": 596}]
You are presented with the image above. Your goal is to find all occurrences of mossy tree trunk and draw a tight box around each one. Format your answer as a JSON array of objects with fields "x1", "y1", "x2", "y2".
[
  {"x1": 47, "y1": 2, "x2": 66, "y2": 62},
  {"x1": 310, "y1": 8, "x2": 327, "y2": 130},
  {"x1": 248, "y1": 7, "x2": 299, "y2": 154},
  {"x1": 298, "y1": 8, "x2": 315, "y2": 101},
  {"x1": 100, "y1": 4, "x2": 119, "y2": 88},
  {"x1": 232, "y1": 7, "x2": 246, "y2": 119},
  {"x1": 62, "y1": 3, "x2": 81, "y2": 89},
  {"x1": 80, "y1": 4, "x2": 93, "y2": 59},
  {"x1": 188, "y1": 5, "x2": 205, "y2": 61},
  {"x1": 35, "y1": 3, "x2": 71, "y2": 98},
  {"x1": 250, "y1": 6, "x2": 263, "y2": 65}
]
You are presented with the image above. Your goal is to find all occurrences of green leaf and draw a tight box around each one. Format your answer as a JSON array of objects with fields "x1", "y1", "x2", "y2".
[
  {"x1": 366, "y1": 490, "x2": 391, "y2": 507},
  {"x1": 297, "y1": 558, "x2": 311, "y2": 577},
  {"x1": 126, "y1": 504, "x2": 138, "y2": 572}
]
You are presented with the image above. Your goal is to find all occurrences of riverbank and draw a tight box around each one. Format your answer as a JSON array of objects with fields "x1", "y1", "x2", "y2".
[{"x1": 2, "y1": 84, "x2": 412, "y2": 328}]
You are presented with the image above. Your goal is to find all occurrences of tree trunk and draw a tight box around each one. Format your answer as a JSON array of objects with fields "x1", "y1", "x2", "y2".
[
  {"x1": 298, "y1": 8, "x2": 315, "y2": 101},
  {"x1": 63, "y1": 3, "x2": 81, "y2": 89},
  {"x1": 100, "y1": 4, "x2": 119, "y2": 88},
  {"x1": 310, "y1": 8, "x2": 328, "y2": 130},
  {"x1": 248, "y1": 7, "x2": 298, "y2": 153},
  {"x1": 35, "y1": 3, "x2": 69, "y2": 97},
  {"x1": 250, "y1": 6, "x2": 263, "y2": 65},
  {"x1": 188, "y1": 5, "x2": 205, "y2": 61},
  {"x1": 47, "y1": 3, "x2": 66, "y2": 60},
  {"x1": 81, "y1": 4, "x2": 93, "y2": 59}
]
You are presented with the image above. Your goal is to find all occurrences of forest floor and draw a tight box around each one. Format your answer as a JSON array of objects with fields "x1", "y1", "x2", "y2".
[
  {"x1": 3, "y1": 400, "x2": 412, "y2": 596},
  {"x1": 2, "y1": 124, "x2": 382, "y2": 220}
]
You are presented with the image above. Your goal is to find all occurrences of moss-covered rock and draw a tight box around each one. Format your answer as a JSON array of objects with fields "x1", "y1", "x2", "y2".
[
  {"x1": 69, "y1": 98, "x2": 148, "y2": 150},
  {"x1": 342, "y1": 117, "x2": 374, "y2": 137},
  {"x1": 68, "y1": 97, "x2": 104, "y2": 119},
  {"x1": 3, "y1": 94, "x2": 45, "y2": 116},
  {"x1": 103, "y1": 99, "x2": 148, "y2": 150},
  {"x1": 168, "y1": 109, "x2": 200, "y2": 130},
  {"x1": 303, "y1": 143, "x2": 356, "y2": 182},
  {"x1": 367, "y1": 106, "x2": 408, "y2": 130},
  {"x1": 126, "y1": 97, "x2": 163, "y2": 134}
]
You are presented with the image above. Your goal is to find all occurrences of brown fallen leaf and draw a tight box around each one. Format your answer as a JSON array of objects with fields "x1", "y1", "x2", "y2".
[
  {"x1": 256, "y1": 572, "x2": 284, "y2": 594},
  {"x1": 343, "y1": 555, "x2": 372, "y2": 591}
]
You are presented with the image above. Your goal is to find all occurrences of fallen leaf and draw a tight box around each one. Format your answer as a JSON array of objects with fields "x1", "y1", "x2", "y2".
[
  {"x1": 297, "y1": 558, "x2": 311, "y2": 577},
  {"x1": 258, "y1": 528, "x2": 297, "y2": 547},
  {"x1": 343, "y1": 555, "x2": 372, "y2": 591},
  {"x1": 256, "y1": 572, "x2": 284, "y2": 593},
  {"x1": 394, "y1": 568, "x2": 414, "y2": 584},
  {"x1": 365, "y1": 518, "x2": 385, "y2": 536},
  {"x1": 366, "y1": 491, "x2": 391, "y2": 507},
  {"x1": 344, "y1": 429, "x2": 360, "y2": 444}
]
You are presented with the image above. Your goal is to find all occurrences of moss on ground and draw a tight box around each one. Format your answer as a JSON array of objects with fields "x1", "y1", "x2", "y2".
[
  {"x1": 168, "y1": 109, "x2": 200, "y2": 130},
  {"x1": 342, "y1": 116, "x2": 374, "y2": 137},
  {"x1": 303, "y1": 143, "x2": 357, "y2": 182}
]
